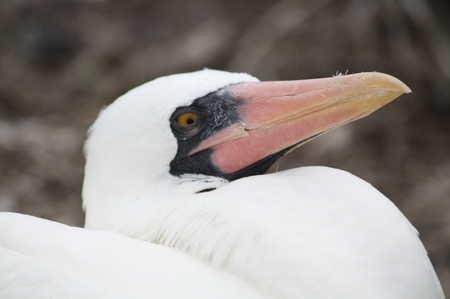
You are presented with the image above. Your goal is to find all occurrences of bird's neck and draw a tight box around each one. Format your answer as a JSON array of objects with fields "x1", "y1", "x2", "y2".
[{"x1": 84, "y1": 174, "x2": 296, "y2": 298}]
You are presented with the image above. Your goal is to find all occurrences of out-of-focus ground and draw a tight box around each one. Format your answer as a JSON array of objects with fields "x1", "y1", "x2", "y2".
[{"x1": 1, "y1": 0, "x2": 449, "y2": 294}]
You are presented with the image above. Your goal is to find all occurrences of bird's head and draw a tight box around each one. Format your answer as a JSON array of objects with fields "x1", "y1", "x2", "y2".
[{"x1": 82, "y1": 69, "x2": 410, "y2": 230}]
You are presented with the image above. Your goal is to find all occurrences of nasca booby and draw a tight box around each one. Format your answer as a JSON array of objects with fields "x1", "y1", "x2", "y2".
[{"x1": 0, "y1": 70, "x2": 445, "y2": 299}]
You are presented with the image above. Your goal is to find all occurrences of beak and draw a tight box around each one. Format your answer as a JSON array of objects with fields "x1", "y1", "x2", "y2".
[{"x1": 190, "y1": 72, "x2": 411, "y2": 176}]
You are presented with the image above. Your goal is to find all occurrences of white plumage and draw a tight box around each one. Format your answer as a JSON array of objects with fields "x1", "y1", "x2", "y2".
[{"x1": 0, "y1": 70, "x2": 445, "y2": 298}]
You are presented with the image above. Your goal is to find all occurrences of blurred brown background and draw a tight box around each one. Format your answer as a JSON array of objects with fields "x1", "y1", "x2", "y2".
[{"x1": 1, "y1": 0, "x2": 449, "y2": 294}]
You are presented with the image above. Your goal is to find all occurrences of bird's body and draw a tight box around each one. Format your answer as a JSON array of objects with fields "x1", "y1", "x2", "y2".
[
  {"x1": 0, "y1": 70, "x2": 445, "y2": 298},
  {"x1": 0, "y1": 213, "x2": 261, "y2": 299}
]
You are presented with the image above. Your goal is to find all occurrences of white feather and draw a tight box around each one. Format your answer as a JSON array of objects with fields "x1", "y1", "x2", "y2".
[{"x1": 0, "y1": 213, "x2": 261, "y2": 299}]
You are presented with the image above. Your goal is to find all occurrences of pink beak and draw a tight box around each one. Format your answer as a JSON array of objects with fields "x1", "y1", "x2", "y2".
[{"x1": 189, "y1": 72, "x2": 410, "y2": 176}]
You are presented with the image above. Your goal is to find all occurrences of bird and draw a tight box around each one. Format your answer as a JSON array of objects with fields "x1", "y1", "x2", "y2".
[{"x1": 0, "y1": 69, "x2": 445, "y2": 299}]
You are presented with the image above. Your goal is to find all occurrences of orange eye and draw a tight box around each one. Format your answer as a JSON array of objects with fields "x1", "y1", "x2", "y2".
[{"x1": 176, "y1": 112, "x2": 198, "y2": 126}]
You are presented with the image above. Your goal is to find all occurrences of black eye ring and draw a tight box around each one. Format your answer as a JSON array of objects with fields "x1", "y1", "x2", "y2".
[{"x1": 170, "y1": 106, "x2": 205, "y2": 140}]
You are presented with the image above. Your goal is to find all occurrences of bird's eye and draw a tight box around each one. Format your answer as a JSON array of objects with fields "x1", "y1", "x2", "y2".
[
  {"x1": 177, "y1": 112, "x2": 198, "y2": 126},
  {"x1": 170, "y1": 108, "x2": 205, "y2": 140}
]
